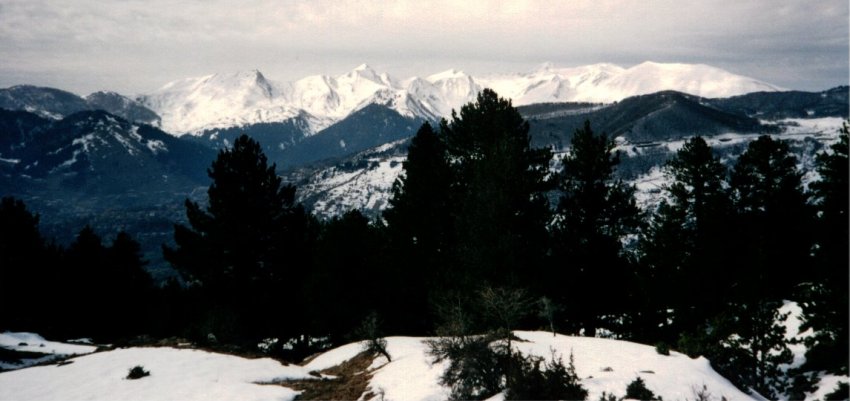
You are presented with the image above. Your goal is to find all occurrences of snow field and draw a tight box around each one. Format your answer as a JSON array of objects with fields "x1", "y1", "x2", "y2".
[
  {"x1": 3, "y1": 327, "x2": 847, "y2": 401},
  {"x1": 0, "y1": 346, "x2": 314, "y2": 401},
  {"x1": 305, "y1": 332, "x2": 754, "y2": 401},
  {"x1": 0, "y1": 332, "x2": 98, "y2": 370}
]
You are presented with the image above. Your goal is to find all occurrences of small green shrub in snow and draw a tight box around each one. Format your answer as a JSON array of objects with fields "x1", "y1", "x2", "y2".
[
  {"x1": 625, "y1": 376, "x2": 661, "y2": 400},
  {"x1": 126, "y1": 365, "x2": 150, "y2": 380}
]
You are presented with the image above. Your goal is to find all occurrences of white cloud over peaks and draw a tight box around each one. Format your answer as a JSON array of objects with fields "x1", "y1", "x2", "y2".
[{"x1": 0, "y1": 0, "x2": 846, "y2": 95}]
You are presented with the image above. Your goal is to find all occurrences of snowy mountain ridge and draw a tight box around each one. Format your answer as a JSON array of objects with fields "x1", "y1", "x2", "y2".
[{"x1": 139, "y1": 62, "x2": 783, "y2": 136}]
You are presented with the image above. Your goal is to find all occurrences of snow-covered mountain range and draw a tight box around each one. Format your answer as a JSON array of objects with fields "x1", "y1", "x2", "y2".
[{"x1": 138, "y1": 62, "x2": 783, "y2": 136}]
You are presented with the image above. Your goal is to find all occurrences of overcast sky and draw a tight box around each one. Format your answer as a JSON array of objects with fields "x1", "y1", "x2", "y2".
[{"x1": 1, "y1": 0, "x2": 847, "y2": 96}]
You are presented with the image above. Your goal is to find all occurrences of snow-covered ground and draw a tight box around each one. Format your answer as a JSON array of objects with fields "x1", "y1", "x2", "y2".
[
  {"x1": 306, "y1": 332, "x2": 755, "y2": 401},
  {"x1": 2, "y1": 327, "x2": 846, "y2": 401},
  {"x1": 0, "y1": 346, "x2": 314, "y2": 401},
  {"x1": 776, "y1": 302, "x2": 850, "y2": 401},
  {"x1": 0, "y1": 332, "x2": 97, "y2": 370}
]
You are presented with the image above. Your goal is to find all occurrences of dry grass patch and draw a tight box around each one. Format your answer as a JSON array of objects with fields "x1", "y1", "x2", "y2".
[{"x1": 266, "y1": 350, "x2": 381, "y2": 401}]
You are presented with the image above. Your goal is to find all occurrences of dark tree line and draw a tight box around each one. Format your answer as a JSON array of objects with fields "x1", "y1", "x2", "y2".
[
  {"x1": 0, "y1": 198, "x2": 152, "y2": 341},
  {"x1": 0, "y1": 92, "x2": 845, "y2": 398}
]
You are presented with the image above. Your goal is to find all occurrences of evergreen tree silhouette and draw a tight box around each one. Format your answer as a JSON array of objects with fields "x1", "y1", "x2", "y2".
[
  {"x1": 383, "y1": 122, "x2": 455, "y2": 333},
  {"x1": 164, "y1": 134, "x2": 313, "y2": 343},
  {"x1": 552, "y1": 121, "x2": 640, "y2": 336},
  {"x1": 107, "y1": 231, "x2": 152, "y2": 338},
  {"x1": 306, "y1": 210, "x2": 382, "y2": 342},
  {"x1": 0, "y1": 197, "x2": 50, "y2": 331},
  {"x1": 441, "y1": 88, "x2": 552, "y2": 290},
  {"x1": 61, "y1": 225, "x2": 110, "y2": 337},
  {"x1": 730, "y1": 135, "x2": 811, "y2": 301},
  {"x1": 639, "y1": 136, "x2": 732, "y2": 339},
  {"x1": 801, "y1": 123, "x2": 849, "y2": 374}
]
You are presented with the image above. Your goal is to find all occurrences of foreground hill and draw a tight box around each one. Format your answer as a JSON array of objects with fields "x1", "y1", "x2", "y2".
[{"x1": 0, "y1": 331, "x2": 758, "y2": 401}]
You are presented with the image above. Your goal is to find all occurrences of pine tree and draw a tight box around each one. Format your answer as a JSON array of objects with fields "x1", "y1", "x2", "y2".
[
  {"x1": 714, "y1": 300, "x2": 793, "y2": 400},
  {"x1": 730, "y1": 135, "x2": 811, "y2": 301},
  {"x1": 552, "y1": 120, "x2": 640, "y2": 336},
  {"x1": 306, "y1": 210, "x2": 383, "y2": 342},
  {"x1": 385, "y1": 122, "x2": 454, "y2": 255},
  {"x1": 0, "y1": 197, "x2": 51, "y2": 331},
  {"x1": 164, "y1": 134, "x2": 313, "y2": 343},
  {"x1": 107, "y1": 231, "x2": 152, "y2": 338},
  {"x1": 59, "y1": 225, "x2": 110, "y2": 337},
  {"x1": 624, "y1": 376, "x2": 660, "y2": 401},
  {"x1": 801, "y1": 122, "x2": 849, "y2": 374},
  {"x1": 383, "y1": 122, "x2": 455, "y2": 333},
  {"x1": 640, "y1": 136, "x2": 732, "y2": 338},
  {"x1": 715, "y1": 135, "x2": 810, "y2": 398},
  {"x1": 441, "y1": 88, "x2": 552, "y2": 290}
]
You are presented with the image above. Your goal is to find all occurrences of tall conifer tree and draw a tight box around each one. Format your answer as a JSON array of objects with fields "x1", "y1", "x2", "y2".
[
  {"x1": 383, "y1": 122, "x2": 455, "y2": 333},
  {"x1": 801, "y1": 123, "x2": 849, "y2": 374},
  {"x1": 640, "y1": 136, "x2": 732, "y2": 337},
  {"x1": 0, "y1": 197, "x2": 51, "y2": 331},
  {"x1": 441, "y1": 89, "x2": 552, "y2": 290},
  {"x1": 730, "y1": 135, "x2": 811, "y2": 301},
  {"x1": 552, "y1": 121, "x2": 639, "y2": 336},
  {"x1": 164, "y1": 134, "x2": 313, "y2": 343}
]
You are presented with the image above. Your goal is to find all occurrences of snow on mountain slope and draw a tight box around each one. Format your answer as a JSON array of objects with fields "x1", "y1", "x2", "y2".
[
  {"x1": 303, "y1": 332, "x2": 755, "y2": 401},
  {"x1": 298, "y1": 118, "x2": 844, "y2": 219},
  {"x1": 140, "y1": 62, "x2": 781, "y2": 136},
  {"x1": 3, "y1": 329, "x2": 843, "y2": 400},
  {"x1": 593, "y1": 62, "x2": 782, "y2": 102},
  {"x1": 301, "y1": 155, "x2": 405, "y2": 217},
  {"x1": 139, "y1": 70, "x2": 303, "y2": 135},
  {"x1": 0, "y1": 346, "x2": 313, "y2": 401},
  {"x1": 23, "y1": 333, "x2": 738, "y2": 401}
]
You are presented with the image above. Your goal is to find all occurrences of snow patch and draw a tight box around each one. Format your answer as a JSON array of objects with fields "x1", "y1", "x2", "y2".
[
  {"x1": 146, "y1": 139, "x2": 167, "y2": 154},
  {"x1": 0, "y1": 332, "x2": 97, "y2": 370},
  {"x1": 0, "y1": 346, "x2": 314, "y2": 401}
]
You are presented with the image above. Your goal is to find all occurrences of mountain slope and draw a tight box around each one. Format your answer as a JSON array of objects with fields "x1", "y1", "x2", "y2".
[
  {"x1": 707, "y1": 86, "x2": 850, "y2": 119},
  {"x1": 85, "y1": 91, "x2": 162, "y2": 127},
  {"x1": 291, "y1": 114, "x2": 844, "y2": 219},
  {"x1": 0, "y1": 109, "x2": 52, "y2": 160},
  {"x1": 277, "y1": 104, "x2": 421, "y2": 168},
  {"x1": 0, "y1": 331, "x2": 758, "y2": 401},
  {"x1": 1, "y1": 109, "x2": 214, "y2": 197},
  {"x1": 0, "y1": 85, "x2": 161, "y2": 126},
  {"x1": 523, "y1": 91, "x2": 777, "y2": 147},
  {"x1": 0, "y1": 86, "x2": 91, "y2": 120},
  {"x1": 139, "y1": 62, "x2": 783, "y2": 136}
]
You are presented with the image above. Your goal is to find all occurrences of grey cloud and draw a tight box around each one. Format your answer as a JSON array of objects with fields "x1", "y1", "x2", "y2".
[{"x1": 0, "y1": 0, "x2": 846, "y2": 94}]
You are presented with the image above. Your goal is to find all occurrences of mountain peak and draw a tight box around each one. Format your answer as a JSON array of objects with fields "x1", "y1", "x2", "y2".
[
  {"x1": 353, "y1": 63, "x2": 373, "y2": 72},
  {"x1": 535, "y1": 62, "x2": 556, "y2": 72},
  {"x1": 138, "y1": 62, "x2": 783, "y2": 135},
  {"x1": 345, "y1": 64, "x2": 382, "y2": 82},
  {"x1": 427, "y1": 69, "x2": 468, "y2": 82}
]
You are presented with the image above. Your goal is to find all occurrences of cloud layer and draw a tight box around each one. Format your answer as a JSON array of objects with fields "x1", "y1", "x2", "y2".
[{"x1": 1, "y1": 0, "x2": 846, "y2": 95}]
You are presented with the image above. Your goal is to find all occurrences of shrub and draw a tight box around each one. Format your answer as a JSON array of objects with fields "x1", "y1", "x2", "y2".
[
  {"x1": 356, "y1": 311, "x2": 391, "y2": 362},
  {"x1": 598, "y1": 391, "x2": 618, "y2": 401},
  {"x1": 126, "y1": 365, "x2": 150, "y2": 380},
  {"x1": 506, "y1": 351, "x2": 587, "y2": 401},
  {"x1": 426, "y1": 334, "x2": 502, "y2": 400},
  {"x1": 655, "y1": 342, "x2": 670, "y2": 356},
  {"x1": 690, "y1": 384, "x2": 714, "y2": 401},
  {"x1": 625, "y1": 376, "x2": 660, "y2": 400}
]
